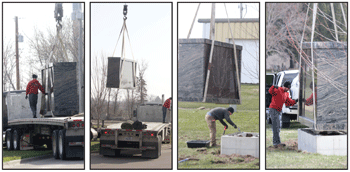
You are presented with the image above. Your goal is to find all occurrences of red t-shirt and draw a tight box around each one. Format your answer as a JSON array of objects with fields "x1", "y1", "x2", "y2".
[
  {"x1": 26, "y1": 79, "x2": 45, "y2": 95},
  {"x1": 163, "y1": 99, "x2": 171, "y2": 109},
  {"x1": 268, "y1": 85, "x2": 296, "y2": 112}
]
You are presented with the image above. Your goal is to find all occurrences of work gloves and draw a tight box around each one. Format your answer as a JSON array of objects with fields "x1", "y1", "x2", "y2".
[
  {"x1": 45, "y1": 93, "x2": 48, "y2": 95},
  {"x1": 294, "y1": 99, "x2": 298, "y2": 103},
  {"x1": 274, "y1": 85, "x2": 279, "y2": 89},
  {"x1": 25, "y1": 95, "x2": 28, "y2": 99},
  {"x1": 233, "y1": 124, "x2": 237, "y2": 129},
  {"x1": 224, "y1": 125, "x2": 228, "y2": 130}
]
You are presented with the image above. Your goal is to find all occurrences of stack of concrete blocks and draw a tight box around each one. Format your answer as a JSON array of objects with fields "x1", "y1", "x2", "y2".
[
  {"x1": 299, "y1": 42, "x2": 347, "y2": 155},
  {"x1": 136, "y1": 103, "x2": 170, "y2": 123},
  {"x1": 221, "y1": 132, "x2": 259, "y2": 158},
  {"x1": 178, "y1": 39, "x2": 242, "y2": 104},
  {"x1": 298, "y1": 129, "x2": 346, "y2": 156}
]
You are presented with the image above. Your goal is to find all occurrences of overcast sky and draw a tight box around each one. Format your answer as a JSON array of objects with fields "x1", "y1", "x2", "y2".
[
  {"x1": 91, "y1": 3, "x2": 172, "y2": 99},
  {"x1": 178, "y1": 3, "x2": 259, "y2": 38},
  {"x1": 3, "y1": 3, "x2": 83, "y2": 89}
]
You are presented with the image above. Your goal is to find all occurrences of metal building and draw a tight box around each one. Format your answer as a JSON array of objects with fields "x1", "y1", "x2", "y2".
[{"x1": 199, "y1": 18, "x2": 259, "y2": 84}]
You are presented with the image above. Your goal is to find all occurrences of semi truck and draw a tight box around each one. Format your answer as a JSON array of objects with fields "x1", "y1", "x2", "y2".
[
  {"x1": 3, "y1": 62, "x2": 84, "y2": 160},
  {"x1": 99, "y1": 103, "x2": 171, "y2": 159}
]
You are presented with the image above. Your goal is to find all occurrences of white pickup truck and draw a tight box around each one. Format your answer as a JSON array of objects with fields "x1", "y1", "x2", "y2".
[{"x1": 266, "y1": 70, "x2": 299, "y2": 128}]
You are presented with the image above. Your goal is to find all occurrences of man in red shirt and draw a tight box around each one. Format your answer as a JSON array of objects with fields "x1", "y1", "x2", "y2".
[
  {"x1": 26, "y1": 74, "x2": 46, "y2": 118},
  {"x1": 268, "y1": 81, "x2": 298, "y2": 148},
  {"x1": 162, "y1": 97, "x2": 172, "y2": 123},
  {"x1": 303, "y1": 82, "x2": 317, "y2": 106}
]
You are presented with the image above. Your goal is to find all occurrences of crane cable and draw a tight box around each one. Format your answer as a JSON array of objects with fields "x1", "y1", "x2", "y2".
[{"x1": 111, "y1": 4, "x2": 137, "y2": 88}]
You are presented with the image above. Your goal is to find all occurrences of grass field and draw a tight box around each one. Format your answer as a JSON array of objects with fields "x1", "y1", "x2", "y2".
[
  {"x1": 266, "y1": 121, "x2": 347, "y2": 169},
  {"x1": 91, "y1": 140, "x2": 100, "y2": 153},
  {"x1": 178, "y1": 84, "x2": 259, "y2": 169},
  {"x1": 3, "y1": 147, "x2": 52, "y2": 162}
]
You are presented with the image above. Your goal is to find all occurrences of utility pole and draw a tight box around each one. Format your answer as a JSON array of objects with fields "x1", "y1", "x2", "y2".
[
  {"x1": 72, "y1": 3, "x2": 84, "y2": 113},
  {"x1": 239, "y1": 3, "x2": 243, "y2": 19},
  {"x1": 15, "y1": 16, "x2": 20, "y2": 90}
]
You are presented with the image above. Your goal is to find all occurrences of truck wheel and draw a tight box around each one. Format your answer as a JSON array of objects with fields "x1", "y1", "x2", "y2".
[
  {"x1": 6, "y1": 129, "x2": 13, "y2": 151},
  {"x1": 142, "y1": 136, "x2": 161, "y2": 159},
  {"x1": 52, "y1": 130, "x2": 59, "y2": 159},
  {"x1": 115, "y1": 149, "x2": 121, "y2": 157},
  {"x1": 58, "y1": 129, "x2": 66, "y2": 160},
  {"x1": 13, "y1": 129, "x2": 21, "y2": 150}
]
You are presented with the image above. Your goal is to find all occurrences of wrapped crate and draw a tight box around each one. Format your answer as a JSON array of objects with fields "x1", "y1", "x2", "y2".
[
  {"x1": 178, "y1": 39, "x2": 242, "y2": 104},
  {"x1": 301, "y1": 42, "x2": 347, "y2": 131}
]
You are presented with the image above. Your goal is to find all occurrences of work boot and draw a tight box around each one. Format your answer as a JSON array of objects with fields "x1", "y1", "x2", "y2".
[
  {"x1": 211, "y1": 143, "x2": 219, "y2": 147},
  {"x1": 274, "y1": 143, "x2": 286, "y2": 148}
]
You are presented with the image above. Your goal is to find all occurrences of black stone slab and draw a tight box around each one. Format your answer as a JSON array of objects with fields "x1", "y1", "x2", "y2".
[
  {"x1": 178, "y1": 39, "x2": 242, "y2": 104},
  {"x1": 107, "y1": 57, "x2": 121, "y2": 88},
  {"x1": 302, "y1": 42, "x2": 347, "y2": 131},
  {"x1": 53, "y1": 62, "x2": 79, "y2": 116}
]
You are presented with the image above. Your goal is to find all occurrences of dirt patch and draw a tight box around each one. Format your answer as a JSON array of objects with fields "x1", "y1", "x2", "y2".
[
  {"x1": 217, "y1": 154, "x2": 257, "y2": 163},
  {"x1": 180, "y1": 148, "x2": 258, "y2": 165},
  {"x1": 196, "y1": 148, "x2": 207, "y2": 153},
  {"x1": 267, "y1": 139, "x2": 299, "y2": 151}
]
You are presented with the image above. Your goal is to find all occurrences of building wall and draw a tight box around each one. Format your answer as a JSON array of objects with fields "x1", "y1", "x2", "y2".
[{"x1": 202, "y1": 21, "x2": 259, "y2": 83}]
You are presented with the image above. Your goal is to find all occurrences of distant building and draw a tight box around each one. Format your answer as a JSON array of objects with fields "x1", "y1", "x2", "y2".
[{"x1": 198, "y1": 18, "x2": 259, "y2": 84}]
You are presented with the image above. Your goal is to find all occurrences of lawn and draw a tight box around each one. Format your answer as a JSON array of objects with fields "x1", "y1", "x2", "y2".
[
  {"x1": 3, "y1": 147, "x2": 52, "y2": 162},
  {"x1": 266, "y1": 121, "x2": 347, "y2": 169},
  {"x1": 91, "y1": 140, "x2": 100, "y2": 153},
  {"x1": 178, "y1": 84, "x2": 259, "y2": 169}
]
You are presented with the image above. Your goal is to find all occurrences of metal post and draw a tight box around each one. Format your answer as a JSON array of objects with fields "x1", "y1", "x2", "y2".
[
  {"x1": 298, "y1": 3, "x2": 310, "y2": 122},
  {"x1": 202, "y1": 3, "x2": 215, "y2": 102},
  {"x1": 340, "y1": 3, "x2": 347, "y2": 29},
  {"x1": 311, "y1": 3, "x2": 317, "y2": 130},
  {"x1": 15, "y1": 16, "x2": 20, "y2": 90},
  {"x1": 330, "y1": 3, "x2": 338, "y2": 42},
  {"x1": 72, "y1": 3, "x2": 84, "y2": 113}
]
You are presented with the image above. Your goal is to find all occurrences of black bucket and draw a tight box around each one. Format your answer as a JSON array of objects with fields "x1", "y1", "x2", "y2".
[{"x1": 186, "y1": 140, "x2": 210, "y2": 148}]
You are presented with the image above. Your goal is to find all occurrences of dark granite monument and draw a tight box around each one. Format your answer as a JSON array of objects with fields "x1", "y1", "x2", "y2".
[
  {"x1": 178, "y1": 39, "x2": 242, "y2": 104},
  {"x1": 42, "y1": 62, "x2": 79, "y2": 116},
  {"x1": 301, "y1": 42, "x2": 347, "y2": 131}
]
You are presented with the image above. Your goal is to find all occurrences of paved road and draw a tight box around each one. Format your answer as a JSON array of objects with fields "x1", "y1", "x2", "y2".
[
  {"x1": 91, "y1": 144, "x2": 172, "y2": 169},
  {"x1": 3, "y1": 155, "x2": 84, "y2": 169}
]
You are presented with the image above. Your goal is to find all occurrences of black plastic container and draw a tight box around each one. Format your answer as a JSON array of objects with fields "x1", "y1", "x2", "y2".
[{"x1": 186, "y1": 140, "x2": 210, "y2": 148}]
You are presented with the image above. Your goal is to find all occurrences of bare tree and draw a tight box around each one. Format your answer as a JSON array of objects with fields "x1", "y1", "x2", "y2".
[
  {"x1": 136, "y1": 60, "x2": 148, "y2": 104},
  {"x1": 91, "y1": 52, "x2": 108, "y2": 128},
  {"x1": 266, "y1": 3, "x2": 307, "y2": 67},
  {"x1": 3, "y1": 39, "x2": 16, "y2": 91}
]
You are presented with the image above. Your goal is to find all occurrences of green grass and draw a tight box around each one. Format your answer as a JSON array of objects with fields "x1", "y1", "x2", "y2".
[
  {"x1": 3, "y1": 148, "x2": 52, "y2": 162},
  {"x1": 91, "y1": 140, "x2": 100, "y2": 153},
  {"x1": 266, "y1": 121, "x2": 347, "y2": 169},
  {"x1": 178, "y1": 84, "x2": 259, "y2": 169}
]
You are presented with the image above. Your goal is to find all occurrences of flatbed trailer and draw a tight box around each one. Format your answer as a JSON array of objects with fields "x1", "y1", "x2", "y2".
[
  {"x1": 5, "y1": 116, "x2": 84, "y2": 160},
  {"x1": 100, "y1": 122, "x2": 171, "y2": 159},
  {"x1": 3, "y1": 90, "x2": 84, "y2": 160}
]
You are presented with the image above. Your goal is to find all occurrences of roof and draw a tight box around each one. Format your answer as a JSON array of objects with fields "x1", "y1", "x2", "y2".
[{"x1": 198, "y1": 18, "x2": 259, "y2": 23}]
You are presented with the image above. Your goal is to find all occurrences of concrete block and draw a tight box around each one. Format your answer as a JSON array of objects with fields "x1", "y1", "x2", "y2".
[
  {"x1": 298, "y1": 128, "x2": 347, "y2": 156},
  {"x1": 221, "y1": 132, "x2": 259, "y2": 158}
]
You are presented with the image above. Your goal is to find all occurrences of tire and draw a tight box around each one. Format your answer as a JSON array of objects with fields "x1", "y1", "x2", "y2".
[
  {"x1": 6, "y1": 129, "x2": 13, "y2": 151},
  {"x1": 114, "y1": 149, "x2": 121, "y2": 157},
  {"x1": 13, "y1": 129, "x2": 21, "y2": 150},
  {"x1": 52, "y1": 130, "x2": 59, "y2": 159},
  {"x1": 142, "y1": 136, "x2": 161, "y2": 159},
  {"x1": 58, "y1": 129, "x2": 66, "y2": 160}
]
